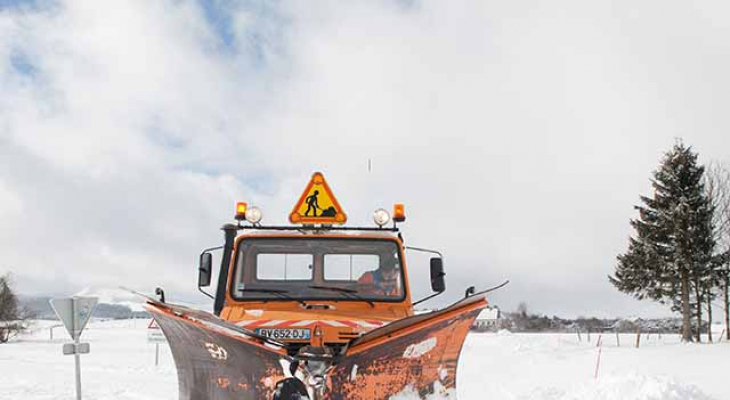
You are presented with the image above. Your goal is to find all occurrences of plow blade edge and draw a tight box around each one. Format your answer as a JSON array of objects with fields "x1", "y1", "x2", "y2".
[
  {"x1": 146, "y1": 302, "x2": 292, "y2": 400},
  {"x1": 326, "y1": 292, "x2": 487, "y2": 400}
]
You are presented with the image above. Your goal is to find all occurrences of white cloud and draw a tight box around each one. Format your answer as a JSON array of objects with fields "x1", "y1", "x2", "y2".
[
  {"x1": 0, "y1": 179, "x2": 23, "y2": 217},
  {"x1": 1, "y1": 0, "x2": 729, "y2": 317}
]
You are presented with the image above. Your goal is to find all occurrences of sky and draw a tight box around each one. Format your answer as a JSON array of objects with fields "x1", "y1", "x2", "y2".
[{"x1": 1, "y1": 0, "x2": 730, "y2": 318}]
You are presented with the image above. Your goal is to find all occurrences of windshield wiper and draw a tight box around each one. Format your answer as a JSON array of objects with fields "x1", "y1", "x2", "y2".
[
  {"x1": 308, "y1": 285, "x2": 375, "y2": 308},
  {"x1": 241, "y1": 288, "x2": 307, "y2": 307}
]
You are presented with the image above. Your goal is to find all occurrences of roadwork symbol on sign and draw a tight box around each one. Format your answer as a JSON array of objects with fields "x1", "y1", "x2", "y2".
[{"x1": 289, "y1": 172, "x2": 347, "y2": 224}]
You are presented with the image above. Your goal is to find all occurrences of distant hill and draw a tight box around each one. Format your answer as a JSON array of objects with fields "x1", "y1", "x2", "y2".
[
  {"x1": 19, "y1": 292, "x2": 151, "y2": 320},
  {"x1": 18, "y1": 295, "x2": 57, "y2": 319},
  {"x1": 18, "y1": 286, "x2": 212, "y2": 320}
]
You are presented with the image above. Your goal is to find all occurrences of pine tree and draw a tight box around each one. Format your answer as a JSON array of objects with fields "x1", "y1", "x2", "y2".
[
  {"x1": 610, "y1": 142, "x2": 716, "y2": 342},
  {"x1": 689, "y1": 177, "x2": 717, "y2": 342}
]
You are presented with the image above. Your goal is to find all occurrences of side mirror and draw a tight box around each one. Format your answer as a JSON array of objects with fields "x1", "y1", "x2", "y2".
[
  {"x1": 199, "y1": 252, "x2": 213, "y2": 287},
  {"x1": 430, "y1": 257, "x2": 446, "y2": 293}
]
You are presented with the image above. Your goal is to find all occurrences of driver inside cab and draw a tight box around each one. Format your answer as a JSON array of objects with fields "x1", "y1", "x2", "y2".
[{"x1": 357, "y1": 253, "x2": 402, "y2": 296}]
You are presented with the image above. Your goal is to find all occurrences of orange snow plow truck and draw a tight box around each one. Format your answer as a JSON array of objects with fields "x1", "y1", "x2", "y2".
[{"x1": 143, "y1": 172, "x2": 491, "y2": 400}]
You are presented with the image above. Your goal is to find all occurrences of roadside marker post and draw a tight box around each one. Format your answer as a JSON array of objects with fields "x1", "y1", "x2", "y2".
[
  {"x1": 594, "y1": 334, "x2": 604, "y2": 379},
  {"x1": 49, "y1": 297, "x2": 98, "y2": 400},
  {"x1": 49, "y1": 324, "x2": 64, "y2": 342}
]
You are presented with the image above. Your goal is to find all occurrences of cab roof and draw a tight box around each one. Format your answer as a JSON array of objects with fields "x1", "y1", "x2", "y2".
[{"x1": 236, "y1": 227, "x2": 400, "y2": 240}]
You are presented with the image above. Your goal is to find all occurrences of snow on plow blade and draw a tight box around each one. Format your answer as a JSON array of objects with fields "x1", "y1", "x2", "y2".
[
  {"x1": 144, "y1": 292, "x2": 486, "y2": 400},
  {"x1": 146, "y1": 301, "x2": 292, "y2": 400},
  {"x1": 328, "y1": 293, "x2": 486, "y2": 400}
]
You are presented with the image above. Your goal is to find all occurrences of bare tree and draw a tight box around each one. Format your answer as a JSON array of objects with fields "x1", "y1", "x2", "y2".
[
  {"x1": 0, "y1": 274, "x2": 32, "y2": 343},
  {"x1": 705, "y1": 162, "x2": 730, "y2": 341},
  {"x1": 517, "y1": 302, "x2": 528, "y2": 318},
  {"x1": 508, "y1": 302, "x2": 530, "y2": 331}
]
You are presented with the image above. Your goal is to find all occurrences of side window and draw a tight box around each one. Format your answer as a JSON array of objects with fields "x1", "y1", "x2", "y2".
[
  {"x1": 256, "y1": 254, "x2": 313, "y2": 280},
  {"x1": 324, "y1": 254, "x2": 379, "y2": 281}
]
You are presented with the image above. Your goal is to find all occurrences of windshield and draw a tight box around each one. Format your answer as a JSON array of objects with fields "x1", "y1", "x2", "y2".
[{"x1": 231, "y1": 237, "x2": 405, "y2": 302}]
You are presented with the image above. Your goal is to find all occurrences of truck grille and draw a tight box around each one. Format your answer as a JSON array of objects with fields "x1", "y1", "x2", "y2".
[{"x1": 338, "y1": 331, "x2": 361, "y2": 341}]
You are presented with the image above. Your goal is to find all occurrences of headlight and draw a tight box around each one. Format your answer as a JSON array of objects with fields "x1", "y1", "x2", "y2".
[
  {"x1": 373, "y1": 209, "x2": 391, "y2": 227},
  {"x1": 245, "y1": 206, "x2": 262, "y2": 224}
]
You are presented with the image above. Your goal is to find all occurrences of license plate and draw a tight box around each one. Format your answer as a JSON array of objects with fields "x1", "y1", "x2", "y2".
[{"x1": 255, "y1": 328, "x2": 311, "y2": 340}]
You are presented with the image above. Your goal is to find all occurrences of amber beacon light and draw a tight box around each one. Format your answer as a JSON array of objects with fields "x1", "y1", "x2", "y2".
[
  {"x1": 235, "y1": 202, "x2": 248, "y2": 221},
  {"x1": 393, "y1": 203, "x2": 406, "y2": 222}
]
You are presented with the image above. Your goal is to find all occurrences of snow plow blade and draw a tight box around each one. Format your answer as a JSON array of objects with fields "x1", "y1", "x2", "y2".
[
  {"x1": 142, "y1": 290, "x2": 486, "y2": 400},
  {"x1": 145, "y1": 299, "x2": 292, "y2": 400},
  {"x1": 326, "y1": 291, "x2": 488, "y2": 400}
]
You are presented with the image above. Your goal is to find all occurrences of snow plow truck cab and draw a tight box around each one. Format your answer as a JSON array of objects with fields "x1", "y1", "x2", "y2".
[{"x1": 143, "y1": 172, "x2": 491, "y2": 400}]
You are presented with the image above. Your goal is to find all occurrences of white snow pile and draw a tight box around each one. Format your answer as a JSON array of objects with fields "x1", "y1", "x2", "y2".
[
  {"x1": 389, "y1": 382, "x2": 456, "y2": 400},
  {"x1": 459, "y1": 332, "x2": 728, "y2": 400},
  {"x1": 532, "y1": 374, "x2": 713, "y2": 400},
  {"x1": 403, "y1": 337, "x2": 438, "y2": 359}
]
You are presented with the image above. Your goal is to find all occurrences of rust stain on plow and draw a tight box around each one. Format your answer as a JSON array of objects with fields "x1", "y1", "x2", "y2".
[
  {"x1": 147, "y1": 303, "x2": 289, "y2": 400},
  {"x1": 326, "y1": 308, "x2": 481, "y2": 400}
]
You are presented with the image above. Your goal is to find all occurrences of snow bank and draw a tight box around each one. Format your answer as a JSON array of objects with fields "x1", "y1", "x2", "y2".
[
  {"x1": 459, "y1": 332, "x2": 728, "y2": 400},
  {"x1": 538, "y1": 374, "x2": 715, "y2": 400}
]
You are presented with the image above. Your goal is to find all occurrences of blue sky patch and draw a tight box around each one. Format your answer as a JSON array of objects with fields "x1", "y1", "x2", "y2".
[
  {"x1": 197, "y1": 0, "x2": 237, "y2": 49},
  {"x1": 195, "y1": 0, "x2": 287, "y2": 70},
  {"x1": 9, "y1": 49, "x2": 38, "y2": 78},
  {"x1": 0, "y1": 0, "x2": 55, "y2": 11}
]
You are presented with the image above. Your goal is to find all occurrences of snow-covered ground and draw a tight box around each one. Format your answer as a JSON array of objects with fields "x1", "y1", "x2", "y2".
[
  {"x1": 1, "y1": 320, "x2": 728, "y2": 399},
  {"x1": 460, "y1": 330, "x2": 727, "y2": 400}
]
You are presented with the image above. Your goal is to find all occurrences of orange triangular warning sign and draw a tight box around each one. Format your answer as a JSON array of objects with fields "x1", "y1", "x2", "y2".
[{"x1": 289, "y1": 172, "x2": 347, "y2": 224}]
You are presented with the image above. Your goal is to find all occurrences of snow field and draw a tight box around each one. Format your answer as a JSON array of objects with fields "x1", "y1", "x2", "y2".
[
  {"x1": 0, "y1": 319, "x2": 176, "y2": 400},
  {"x1": 1, "y1": 320, "x2": 728, "y2": 399},
  {"x1": 459, "y1": 331, "x2": 728, "y2": 400}
]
